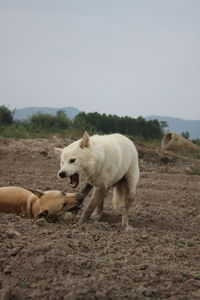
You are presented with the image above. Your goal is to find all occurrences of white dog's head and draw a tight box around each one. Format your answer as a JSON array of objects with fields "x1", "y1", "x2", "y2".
[{"x1": 54, "y1": 132, "x2": 92, "y2": 188}]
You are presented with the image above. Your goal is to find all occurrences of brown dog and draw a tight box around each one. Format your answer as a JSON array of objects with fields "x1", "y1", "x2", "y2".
[{"x1": 0, "y1": 186, "x2": 83, "y2": 219}]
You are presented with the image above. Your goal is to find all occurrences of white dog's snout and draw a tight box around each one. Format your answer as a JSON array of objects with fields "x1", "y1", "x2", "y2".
[{"x1": 58, "y1": 170, "x2": 67, "y2": 178}]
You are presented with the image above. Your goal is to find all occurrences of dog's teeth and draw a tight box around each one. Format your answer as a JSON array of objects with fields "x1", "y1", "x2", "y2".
[{"x1": 69, "y1": 174, "x2": 79, "y2": 188}]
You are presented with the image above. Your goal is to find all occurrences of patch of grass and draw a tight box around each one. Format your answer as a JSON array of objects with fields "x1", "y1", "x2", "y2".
[
  {"x1": 175, "y1": 240, "x2": 187, "y2": 247},
  {"x1": 145, "y1": 139, "x2": 161, "y2": 147},
  {"x1": 192, "y1": 272, "x2": 200, "y2": 280},
  {"x1": 162, "y1": 167, "x2": 170, "y2": 173},
  {"x1": 106, "y1": 257, "x2": 114, "y2": 265},
  {"x1": 188, "y1": 148, "x2": 200, "y2": 159},
  {"x1": 124, "y1": 256, "x2": 128, "y2": 263},
  {"x1": 192, "y1": 139, "x2": 200, "y2": 146},
  {"x1": 0, "y1": 125, "x2": 83, "y2": 140},
  {"x1": 175, "y1": 239, "x2": 196, "y2": 247},
  {"x1": 186, "y1": 167, "x2": 200, "y2": 176}
]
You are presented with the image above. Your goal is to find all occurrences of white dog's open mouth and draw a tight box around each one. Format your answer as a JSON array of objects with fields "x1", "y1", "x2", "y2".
[{"x1": 69, "y1": 173, "x2": 79, "y2": 188}]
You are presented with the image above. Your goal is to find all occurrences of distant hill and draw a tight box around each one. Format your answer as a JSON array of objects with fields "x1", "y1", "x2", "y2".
[
  {"x1": 146, "y1": 115, "x2": 200, "y2": 139},
  {"x1": 14, "y1": 106, "x2": 80, "y2": 120}
]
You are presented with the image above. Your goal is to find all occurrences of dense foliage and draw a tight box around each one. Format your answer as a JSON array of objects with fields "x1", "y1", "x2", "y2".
[
  {"x1": 0, "y1": 105, "x2": 14, "y2": 125},
  {"x1": 29, "y1": 110, "x2": 70, "y2": 129},
  {"x1": 0, "y1": 105, "x2": 165, "y2": 141},
  {"x1": 74, "y1": 112, "x2": 163, "y2": 140}
]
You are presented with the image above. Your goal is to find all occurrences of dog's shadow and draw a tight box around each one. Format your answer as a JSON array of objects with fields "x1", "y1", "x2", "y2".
[
  {"x1": 100, "y1": 212, "x2": 121, "y2": 224},
  {"x1": 100, "y1": 210, "x2": 179, "y2": 232},
  {"x1": 100, "y1": 211, "x2": 141, "y2": 228}
]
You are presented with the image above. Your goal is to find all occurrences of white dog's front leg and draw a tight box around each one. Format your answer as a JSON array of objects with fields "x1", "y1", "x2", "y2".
[
  {"x1": 81, "y1": 183, "x2": 93, "y2": 198},
  {"x1": 79, "y1": 187, "x2": 107, "y2": 223}
]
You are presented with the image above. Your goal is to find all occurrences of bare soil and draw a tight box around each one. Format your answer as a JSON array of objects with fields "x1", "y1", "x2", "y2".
[{"x1": 0, "y1": 137, "x2": 200, "y2": 300}]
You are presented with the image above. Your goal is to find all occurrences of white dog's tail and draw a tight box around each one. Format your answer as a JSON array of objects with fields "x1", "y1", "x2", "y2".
[
  {"x1": 112, "y1": 177, "x2": 127, "y2": 208},
  {"x1": 112, "y1": 164, "x2": 139, "y2": 209}
]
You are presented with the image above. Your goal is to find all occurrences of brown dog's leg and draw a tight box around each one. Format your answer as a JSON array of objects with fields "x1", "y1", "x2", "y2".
[{"x1": 80, "y1": 186, "x2": 107, "y2": 223}]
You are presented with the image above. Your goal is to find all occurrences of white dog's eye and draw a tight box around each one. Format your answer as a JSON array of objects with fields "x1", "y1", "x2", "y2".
[{"x1": 69, "y1": 158, "x2": 76, "y2": 163}]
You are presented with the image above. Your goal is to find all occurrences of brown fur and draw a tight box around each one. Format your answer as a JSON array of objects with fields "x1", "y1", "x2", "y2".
[{"x1": 0, "y1": 186, "x2": 83, "y2": 218}]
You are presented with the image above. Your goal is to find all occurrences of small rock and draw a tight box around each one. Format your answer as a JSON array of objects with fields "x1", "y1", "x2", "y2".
[
  {"x1": 64, "y1": 292, "x2": 76, "y2": 300},
  {"x1": 35, "y1": 255, "x2": 45, "y2": 265},
  {"x1": 141, "y1": 231, "x2": 148, "y2": 239},
  {"x1": 8, "y1": 248, "x2": 21, "y2": 257},
  {"x1": 34, "y1": 218, "x2": 48, "y2": 226},
  {"x1": 34, "y1": 242, "x2": 52, "y2": 253},
  {"x1": 6, "y1": 229, "x2": 21, "y2": 238},
  {"x1": 143, "y1": 287, "x2": 154, "y2": 297},
  {"x1": 3, "y1": 265, "x2": 12, "y2": 274},
  {"x1": 138, "y1": 264, "x2": 148, "y2": 270},
  {"x1": 0, "y1": 288, "x2": 11, "y2": 300},
  {"x1": 187, "y1": 241, "x2": 195, "y2": 247},
  {"x1": 40, "y1": 229, "x2": 49, "y2": 235},
  {"x1": 0, "y1": 288, "x2": 23, "y2": 300},
  {"x1": 59, "y1": 212, "x2": 73, "y2": 222},
  {"x1": 192, "y1": 289, "x2": 200, "y2": 298}
]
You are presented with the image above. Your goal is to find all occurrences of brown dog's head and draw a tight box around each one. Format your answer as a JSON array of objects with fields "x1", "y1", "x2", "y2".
[{"x1": 29, "y1": 190, "x2": 84, "y2": 219}]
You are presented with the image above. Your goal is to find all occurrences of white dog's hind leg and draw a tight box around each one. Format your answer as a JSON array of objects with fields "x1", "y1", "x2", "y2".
[
  {"x1": 121, "y1": 189, "x2": 137, "y2": 232},
  {"x1": 112, "y1": 177, "x2": 127, "y2": 208},
  {"x1": 112, "y1": 178, "x2": 133, "y2": 230},
  {"x1": 122, "y1": 164, "x2": 139, "y2": 231},
  {"x1": 122, "y1": 198, "x2": 135, "y2": 232},
  {"x1": 80, "y1": 186, "x2": 107, "y2": 223}
]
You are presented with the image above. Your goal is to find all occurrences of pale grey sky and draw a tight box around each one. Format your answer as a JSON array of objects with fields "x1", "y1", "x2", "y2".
[{"x1": 0, "y1": 0, "x2": 200, "y2": 120}]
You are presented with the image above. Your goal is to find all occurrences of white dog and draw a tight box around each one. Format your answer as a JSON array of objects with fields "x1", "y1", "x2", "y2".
[{"x1": 54, "y1": 132, "x2": 139, "y2": 231}]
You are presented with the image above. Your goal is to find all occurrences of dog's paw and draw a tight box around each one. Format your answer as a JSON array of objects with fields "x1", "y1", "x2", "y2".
[{"x1": 90, "y1": 212, "x2": 101, "y2": 221}]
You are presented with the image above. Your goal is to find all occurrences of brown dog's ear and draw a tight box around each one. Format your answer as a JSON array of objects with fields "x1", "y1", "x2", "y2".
[
  {"x1": 80, "y1": 131, "x2": 90, "y2": 148},
  {"x1": 28, "y1": 189, "x2": 43, "y2": 198},
  {"x1": 54, "y1": 147, "x2": 63, "y2": 157}
]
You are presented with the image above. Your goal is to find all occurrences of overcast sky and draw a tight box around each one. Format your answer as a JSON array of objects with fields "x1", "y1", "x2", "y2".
[{"x1": 0, "y1": 0, "x2": 200, "y2": 120}]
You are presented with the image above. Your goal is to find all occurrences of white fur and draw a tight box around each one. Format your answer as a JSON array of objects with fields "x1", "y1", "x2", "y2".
[{"x1": 55, "y1": 132, "x2": 139, "y2": 230}]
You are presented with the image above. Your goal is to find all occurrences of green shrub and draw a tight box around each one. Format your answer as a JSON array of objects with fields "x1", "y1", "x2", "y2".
[
  {"x1": 28, "y1": 111, "x2": 71, "y2": 129},
  {"x1": 0, "y1": 106, "x2": 14, "y2": 125}
]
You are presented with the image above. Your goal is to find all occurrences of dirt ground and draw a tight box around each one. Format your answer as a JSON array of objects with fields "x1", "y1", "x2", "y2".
[{"x1": 0, "y1": 136, "x2": 200, "y2": 300}]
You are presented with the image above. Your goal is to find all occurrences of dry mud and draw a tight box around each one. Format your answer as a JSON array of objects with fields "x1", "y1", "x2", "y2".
[{"x1": 0, "y1": 137, "x2": 200, "y2": 300}]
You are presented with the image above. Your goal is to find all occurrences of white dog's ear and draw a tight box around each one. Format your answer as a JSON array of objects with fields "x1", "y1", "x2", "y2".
[
  {"x1": 80, "y1": 131, "x2": 90, "y2": 148},
  {"x1": 54, "y1": 147, "x2": 63, "y2": 157}
]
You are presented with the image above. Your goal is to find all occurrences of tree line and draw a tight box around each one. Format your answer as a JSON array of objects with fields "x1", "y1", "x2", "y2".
[
  {"x1": 73, "y1": 112, "x2": 163, "y2": 140},
  {"x1": 0, "y1": 105, "x2": 163, "y2": 140}
]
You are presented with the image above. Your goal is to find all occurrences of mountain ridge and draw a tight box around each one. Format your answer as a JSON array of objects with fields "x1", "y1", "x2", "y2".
[
  {"x1": 146, "y1": 115, "x2": 200, "y2": 139},
  {"x1": 14, "y1": 106, "x2": 80, "y2": 120}
]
